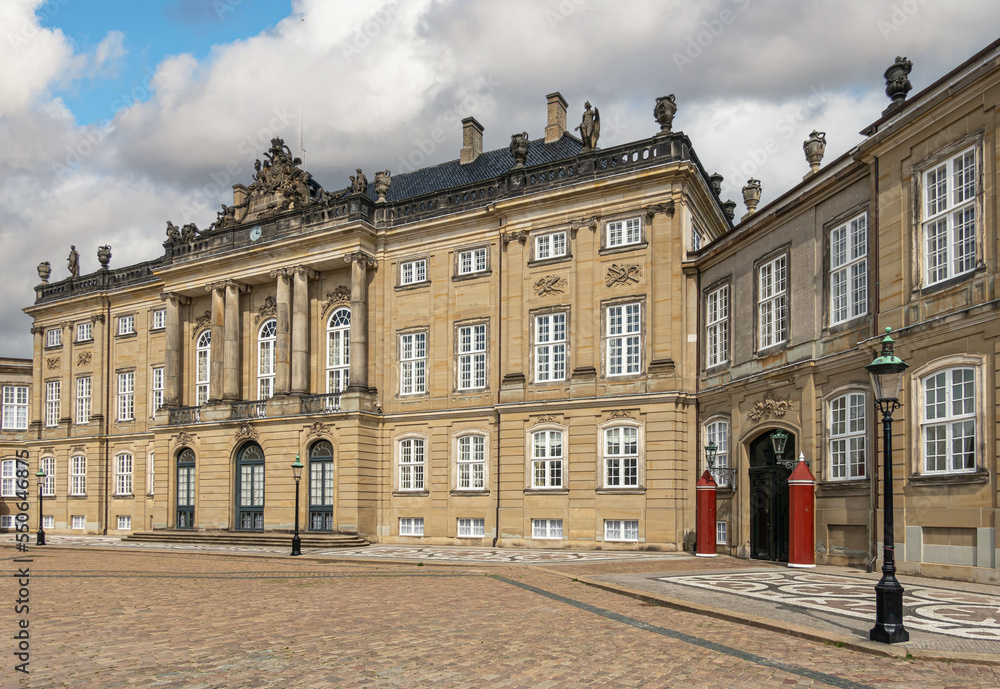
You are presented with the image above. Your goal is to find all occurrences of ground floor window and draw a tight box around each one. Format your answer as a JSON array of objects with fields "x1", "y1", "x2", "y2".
[
  {"x1": 0, "y1": 515, "x2": 13, "y2": 529},
  {"x1": 117, "y1": 515, "x2": 132, "y2": 530},
  {"x1": 604, "y1": 519, "x2": 639, "y2": 542},
  {"x1": 532, "y1": 518, "x2": 563, "y2": 540},
  {"x1": 716, "y1": 521, "x2": 728, "y2": 545},
  {"x1": 71, "y1": 515, "x2": 85, "y2": 530},
  {"x1": 42, "y1": 516, "x2": 54, "y2": 529},
  {"x1": 457, "y1": 518, "x2": 485, "y2": 538},
  {"x1": 400, "y1": 517, "x2": 424, "y2": 536}
]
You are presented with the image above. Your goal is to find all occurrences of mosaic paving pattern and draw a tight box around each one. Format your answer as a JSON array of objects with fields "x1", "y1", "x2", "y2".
[{"x1": 657, "y1": 571, "x2": 1000, "y2": 640}]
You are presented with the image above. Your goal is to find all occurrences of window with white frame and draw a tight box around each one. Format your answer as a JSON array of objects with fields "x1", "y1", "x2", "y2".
[
  {"x1": 922, "y1": 367, "x2": 976, "y2": 474},
  {"x1": 607, "y1": 302, "x2": 641, "y2": 376},
  {"x1": 398, "y1": 438, "x2": 425, "y2": 491},
  {"x1": 705, "y1": 419, "x2": 730, "y2": 487},
  {"x1": 457, "y1": 323, "x2": 487, "y2": 389},
  {"x1": 70, "y1": 456, "x2": 86, "y2": 495},
  {"x1": 457, "y1": 434, "x2": 486, "y2": 490},
  {"x1": 2, "y1": 385, "x2": 28, "y2": 430},
  {"x1": 1, "y1": 459, "x2": 19, "y2": 497},
  {"x1": 604, "y1": 519, "x2": 639, "y2": 542},
  {"x1": 40, "y1": 456, "x2": 54, "y2": 496},
  {"x1": 72, "y1": 515, "x2": 85, "y2": 530},
  {"x1": 117, "y1": 371, "x2": 134, "y2": 421},
  {"x1": 257, "y1": 318, "x2": 276, "y2": 399},
  {"x1": 534, "y1": 312, "x2": 566, "y2": 382},
  {"x1": 0, "y1": 515, "x2": 13, "y2": 529},
  {"x1": 44, "y1": 380, "x2": 60, "y2": 427},
  {"x1": 606, "y1": 218, "x2": 641, "y2": 248},
  {"x1": 758, "y1": 254, "x2": 787, "y2": 350},
  {"x1": 400, "y1": 259, "x2": 427, "y2": 285},
  {"x1": 151, "y1": 367, "x2": 163, "y2": 413},
  {"x1": 45, "y1": 328, "x2": 61, "y2": 348},
  {"x1": 457, "y1": 247, "x2": 488, "y2": 275},
  {"x1": 830, "y1": 213, "x2": 868, "y2": 325},
  {"x1": 531, "y1": 430, "x2": 563, "y2": 488},
  {"x1": 535, "y1": 231, "x2": 567, "y2": 260},
  {"x1": 152, "y1": 309, "x2": 166, "y2": 330},
  {"x1": 692, "y1": 225, "x2": 703, "y2": 252},
  {"x1": 716, "y1": 521, "x2": 728, "y2": 545},
  {"x1": 196, "y1": 330, "x2": 211, "y2": 405},
  {"x1": 604, "y1": 426, "x2": 639, "y2": 487},
  {"x1": 118, "y1": 315, "x2": 135, "y2": 335},
  {"x1": 399, "y1": 517, "x2": 424, "y2": 536},
  {"x1": 400, "y1": 331, "x2": 426, "y2": 395},
  {"x1": 829, "y1": 393, "x2": 866, "y2": 480},
  {"x1": 42, "y1": 516, "x2": 53, "y2": 529},
  {"x1": 76, "y1": 321, "x2": 92, "y2": 342},
  {"x1": 76, "y1": 376, "x2": 91, "y2": 425},
  {"x1": 457, "y1": 518, "x2": 485, "y2": 537},
  {"x1": 531, "y1": 518, "x2": 563, "y2": 539},
  {"x1": 923, "y1": 147, "x2": 977, "y2": 286},
  {"x1": 706, "y1": 285, "x2": 729, "y2": 368},
  {"x1": 327, "y1": 308, "x2": 350, "y2": 394},
  {"x1": 117, "y1": 515, "x2": 131, "y2": 530},
  {"x1": 115, "y1": 453, "x2": 133, "y2": 495}
]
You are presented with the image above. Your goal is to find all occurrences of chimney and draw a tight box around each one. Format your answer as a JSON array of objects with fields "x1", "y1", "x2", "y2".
[
  {"x1": 544, "y1": 92, "x2": 568, "y2": 143},
  {"x1": 233, "y1": 183, "x2": 248, "y2": 206},
  {"x1": 460, "y1": 117, "x2": 484, "y2": 164}
]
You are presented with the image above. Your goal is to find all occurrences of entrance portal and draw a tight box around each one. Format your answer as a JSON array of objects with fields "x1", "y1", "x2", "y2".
[{"x1": 748, "y1": 431, "x2": 794, "y2": 562}]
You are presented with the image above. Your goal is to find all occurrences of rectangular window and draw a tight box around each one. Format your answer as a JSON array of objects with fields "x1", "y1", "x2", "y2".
[
  {"x1": 400, "y1": 332, "x2": 427, "y2": 395},
  {"x1": 531, "y1": 430, "x2": 563, "y2": 488},
  {"x1": 705, "y1": 420, "x2": 730, "y2": 487},
  {"x1": 152, "y1": 309, "x2": 166, "y2": 330},
  {"x1": 2, "y1": 385, "x2": 29, "y2": 430},
  {"x1": 830, "y1": 213, "x2": 868, "y2": 325},
  {"x1": 706, "y1": 285, "x2": 729, "y2": 368},
  {"x1": 151, "y1": 367, "x2": 164, "y2": 413},
  {"x1": 923, "y1": 148, "x2": 976, "y2": 286},
  {"x1": 42, "y1": 515, "x2": 53, "y2": 529},
  {"x1": 70, "y1": 456, "x2": 86, "y2": 495},
  {"x1": 923, "y1": 367, "x2": 976, "y2": 474},
  {"x1": 606, "y1": 218, "x2": 641, "y2": 248},
  {"x1": 115, "y1": 454, "x2": 133, "y2": 495},
  {"x1": 604, "y1": 426, "x2": 639, "y2": 487},
  {"x1": 1, "y1": 459, "x2": 20, "y2": 497},
  {"x1": 76, "y1": 322, "x2": 92, "y2": 341},
  {"x1": 72, "y1": 515, "x2": 85, "y2": 530},
  {"x1": 1, "y1": 515, "x2": 13, "y2": 529},
  {"x1": 534, "y1": 313, "x2": 567, "y2": 382},
  {"x1": 457, "y1": 518, "x2": 485, "y2": 538},
  {"x1": 400, "y1": 259, "x2": 427, "y2": 285},
  {"x1": 458, "y1": 247, "x2": 488, "y2": 275},
  {"x1": 535, "y1": 231, "x2": 567, "y2": 260},
  {"x1": 46, "y1": 328, "x2": 61, "y2": 348},
  {"x1": 117, "y1": 515, "x2": 131, "y2": 530},
  {"x1": 399, "y1": 517, "x2": 424, "y2": 536},
  {"x1": 758, "y1": 255, "x2": 787, "y2": 350},
  {"x1": 531, "y1": 518, "x2": 563, "y2": 539},
  {"x1": 76, "y1": 376, "x2": 91, "y2": 425},
  {"x1": 45, "y1": 380, "x2": 60, "y2": 427},
  {"x1": 716, "y1": 521, "x2": 728, "y2": 545},
  {"x1": 829, "y1": 393, "x2": 866, "y2": 479},
  {"x1": 398, "y1": 438, "x2": 425, "y2": 491},
  {"x1": 607, "y1": 303, "x2": 641, "y2": 376},
  {"x1": 40, "y1": 456, "x2": 55, "y2": 497},
  {"x1": 117, "y1": 371, "x2": 134, "y2": 421},
  {"x1": 457, "y1": 323, "x2": 487, "y2": 389},
  {"x1": 457, "y1": 435, "x2": 486, "y2": 490},
  {"x1": 118, "y1": 315, "x2": 135, "y2": 335},
  {"x1": 604, "y1": 519, "x2": 639, "y2": 542}
]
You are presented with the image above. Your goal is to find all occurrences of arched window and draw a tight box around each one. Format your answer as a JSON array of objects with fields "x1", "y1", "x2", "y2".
[
  {"x1": 257, "y1": 318, "x2": 277, "y2": 399},
  {"x1": 196, "y1": 330, "x2": 211, "y2": 406},
  {"x1": 327, "y1": 308, "x2": 350, "y2": 393},
  {"x1": 176, "y1": 448, "x2": 195, "y2": 528},
  {"x1": 236, "y1": 443, "x2": 265, "y2": 530},
  {"x1": 309, "y1": 440, "x2": 334, "y2": 531},
  {"x1": 704, "y1": 418, "x2": 730, "y2": 487},
  {"x1": 828, "y1": 393, "x2": 866, "y2": 480}
]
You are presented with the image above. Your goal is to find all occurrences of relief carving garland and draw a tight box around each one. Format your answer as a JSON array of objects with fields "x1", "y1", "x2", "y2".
[
  {"x1": 234, "y1": 422, "x2": 259, "y2": 442},
  {"x1": 533, "y1": 275, "x2": 567, "y2": 296},
  {"x1": 256, "y1": 296, "x2": 277, "y2": 324},
  {"x1": 173, "y1": 432, "x2": 196, "y2": 449},
  {"x1": 605, "y1": 263, "x2": 642, "y2": 287},
  {"x1": 746, "y1": 393, "x2": 794, "y2": 423},
  {"x1": 307, "y1": 421, "x2": 330, "y2": 438},
  {"x1": 322, "y1": 286, "x2": 351, "y2": 317}
]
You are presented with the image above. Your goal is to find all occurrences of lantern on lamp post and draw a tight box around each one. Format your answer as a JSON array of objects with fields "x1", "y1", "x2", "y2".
[
  {"x1": 771, "y1": 429, "x2": 794, "y2": 470},
  {"x1": 290, "y1": 454, "x2": 304, "y2": 557},
  {"x1": 35, "y1": 468, "x2": 47, "y2": 546}
]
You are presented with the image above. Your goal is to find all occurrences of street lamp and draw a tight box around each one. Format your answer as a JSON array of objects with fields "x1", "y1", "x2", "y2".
[
  {"x1": 866, "y1": 327, "x2": 909, "y2": 644},
  {"x1": 290, "y1": 454, "x2": 304, "y2": 557},
  {"x1": 771, "y1": 429, "x2": 794, "y2": 470},
  {"x1": 706, "y1": 441, "x2": 737, "y2": 488},
  {"x1": 35, "y1": 468, "x2": 46, "y2": 546}
]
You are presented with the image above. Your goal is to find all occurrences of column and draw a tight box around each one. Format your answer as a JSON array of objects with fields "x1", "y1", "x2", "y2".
[
  {"x1": 271, "y1": 269, "x2": 292, "y2": 396},
  {"x1": 291, "y1": 266, "x2": 316, "y2": 395},
  {"x1": 207, "y1": 282, "x2": 225, "y2": 402},
  {"x1": 160, "y1": 293, "x2": 189, "y2": 407},
  {"x1": 223, "y1": 281, "x2": 245, "y2": 401},
  {"x1": 345, "y1": 251, "x2": 376, "y2": 392}
]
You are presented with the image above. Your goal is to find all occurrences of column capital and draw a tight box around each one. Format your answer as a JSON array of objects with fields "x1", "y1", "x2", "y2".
[
  {"x1": 344, "y1": 251, "x2": 377, "y2": 268},
  {"x1": 292, "y1": 266, "x2": 319, "y2": 280},
  {"x1": 269, "y1": 268, "x2": 291, "y2": 279},
  {"x1": 30, "y1": 325, "x2": 44, "y2": 335},
  {"x1": 159, "y1": 292, "x2": 192, "y2": 306},
  {"x1": 206, "y1": 280, "x2": 250, "y2": 293},
  {"x1": 90, "y1": 314, "x2": 106, "y2": 324}
]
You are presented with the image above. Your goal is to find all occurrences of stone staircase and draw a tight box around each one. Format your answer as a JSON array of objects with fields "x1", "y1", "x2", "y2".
[{"x1": 124, "y1": 529, "x2": 368, "y2": 549}]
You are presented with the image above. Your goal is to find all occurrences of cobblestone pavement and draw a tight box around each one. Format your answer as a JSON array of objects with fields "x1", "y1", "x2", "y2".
[{"x1": 3, "y1": 545, "x2": 1000, "y2": 688}]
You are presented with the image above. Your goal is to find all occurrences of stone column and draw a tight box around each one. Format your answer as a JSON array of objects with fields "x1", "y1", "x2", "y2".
[
  {"x1": 207, "y1": 282, "x2": 225, "y2": 403},
  {"x1": 271, "y1": 269, "x2": 292, "y2": 396},
  {"x1": 160, "y1": 293, "x2": 190, "y2": 407},
  {"x1": 291, "y1": 266, "x2": 316, "y2": 395},
  {"x1": 344, "y1": 251, "x2": 376, "y2": 392},
  {"x1": 223, "y1": 281, "x2": 246, "y2": 401}
]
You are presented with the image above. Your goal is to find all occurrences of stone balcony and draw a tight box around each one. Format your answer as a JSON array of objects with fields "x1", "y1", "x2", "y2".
[{"x1": 164, "y1": 392, "x2": 344, "y2": 426}]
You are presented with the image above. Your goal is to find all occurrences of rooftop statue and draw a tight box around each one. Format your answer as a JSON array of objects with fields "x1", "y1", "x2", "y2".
[
  {"x1": 350, "y1": 168, "x2": 368, "y2": 194},
  {"x1": 576, "y1": 101, "x2": 600, "y2": 151},
  {"x1": 67, "y1": 245, "x2": 79, "y2": 278}
]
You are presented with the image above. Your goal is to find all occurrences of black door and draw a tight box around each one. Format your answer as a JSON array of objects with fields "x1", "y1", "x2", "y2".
[{"x1": 749, "y1": 431, "x2": 794, "y2": 562}]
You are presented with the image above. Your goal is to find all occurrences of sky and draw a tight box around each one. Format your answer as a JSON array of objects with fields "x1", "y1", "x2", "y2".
[{"x1": 1, "y1": 0, "x2": 998, "y2": 357}]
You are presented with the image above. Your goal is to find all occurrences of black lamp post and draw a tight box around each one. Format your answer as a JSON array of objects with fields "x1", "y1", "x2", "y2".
[
  {"x1": 770, "y1": 429, "x2": 794, "y2": 470},
  {"x1": 290, "y1": 454, "x2": 303, "y2": 556},
  {"x1": 35, "y1": 468, "x2": 46, "y2": 546},
  {"x1": 866, "y1": 327, "x2": 909, "y2": 644}
]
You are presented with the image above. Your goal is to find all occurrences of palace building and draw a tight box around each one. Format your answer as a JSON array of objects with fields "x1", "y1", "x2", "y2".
[{"x1": 2, "y1": 39, "x2": 999, "y2": 582}]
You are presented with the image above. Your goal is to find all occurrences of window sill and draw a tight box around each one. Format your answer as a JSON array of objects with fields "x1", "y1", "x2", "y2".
[
  {"x1": 392, "y1": 490, "x2": 429, "y2": 497},
  {"x1": 596, "y1": 487, "x2": 645, "y2": 495},
  {"x1": 450, "y1": 490, "x2": 490, "y2": 497},
  {"x1": 816, "y1": 479, "x2": 869, "y2": 496},
  {"x1": 599, "y1": 241, "x2": 648, "y2": 256},
  {"x1": 523, "y1": 488, "x2": 568, "y2": 495},
  {"x1": 395, "y1": 279, "x2": 431, "y2": 292},
  {"x1": 527, "y1": 254, "x2": 572, "y2": 268},
  {"x1": 68, "y1": 494, "x2": 87, "y2": 499},
  {"x1": 75, "y1": 338, "x2": 94, "y2": 345},
  {"x1": 907, "y1": 470, "x2": 989, "y2": 487},
  {"x1": 112, "y1": 494, "x2": 135, "y2": 500},
  {"x1": 452, "y1": 270, "x2": 492, "y2": 282},
  {"x1": 115, "y1": 332, "x2": 137, "y2": 340}
]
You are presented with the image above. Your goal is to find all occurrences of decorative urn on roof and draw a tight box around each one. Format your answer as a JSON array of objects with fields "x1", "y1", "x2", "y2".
[
  {"x1": 654, "y1": 94, "x2": 677, "y2": 133},
  {"x1": 373, "y1": 170, "x2": 392, "y2": 203},
  {"x1": 37, "y1": 261, "x2": 51, "y2": 284},
  {"x1": 97, "y1": 245, "x2": 111, "y2": 270},
  {"x1": 803, "y1": 131, "x2": 826, "y2": 175},
  {"x1": 742, "y1": 178, "x2": 762, "y2": 217},
  {"x1": 509, "y1": 132, "x2": 530, "y2": 168},
  {"x1": 884, "y1": 56, "x2": 913, "y2": 109}
]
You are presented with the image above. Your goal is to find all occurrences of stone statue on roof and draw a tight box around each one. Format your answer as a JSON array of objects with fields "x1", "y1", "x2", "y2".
[
  {"x1": 350, "y1": 169, "x2": 368, "y2": 194},
  {"x1": 576, "y1": 101, "x2": 600, "y2": 151},
  {"x1": 67, "y1": 245, "x2": 79, "y2": 278}
]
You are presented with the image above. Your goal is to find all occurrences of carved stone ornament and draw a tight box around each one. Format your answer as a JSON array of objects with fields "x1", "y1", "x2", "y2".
[
  {"x1": 537, "y1": 415, "x2": 557, "y2": 424},
  {"x1": 570, "y1": 216, "x2": 599, "y2": 233},
  {"x1": 373, "y1": 170, "x2": 391, "y2": 203},
  {"x1": 344, "y1": 251, "x2": 377, "y2": 268},
  {"x1": 533, "y1": 275, "x2": 567, "y2": 296},
  {"x1": 234, "y1": 422, "x2": 260, "y2": 443},
  {"x1": 256, "y1": 296, "x2": 277, "y2": 324},
  {"x1": 653, "y1": 94, "x2": 677, "y2": 133},
  {"x1": 645, "y1": 202, "x2": 676, "y2": 218},
  {"x1": 350, "y1": 168, "x2": 368, "y2": 194},
  {"x1": 501, "y1": 230, "x2": 528, "y2": 246},
  {"x1": 609, "y1": 410, "x2": 634, "y2": 420},
  {"x1": 803, "y1": 131, "x2": 826, "y2": 174},
  {"x1": 194, "y1": 310, "x2": 211, "y2": 332},
  {"x1": 322, "y1": 286, "x2": 351, "y2": 316},
  {"x1": 97, "y1": 245, "x2": 111, "y2": 269},
  {"x1": 307, "y1": 421, "x2": 330, "y2": 438},
  {"x1": 164, "y1": 221, "x2": 202, "y2": 246},
  {"x1": 91, "y1": 314, "x2": 106, "y2": 324},
  {"x1": 76, "y1": 352, "x2": 92, "y2": 367},
  {"x1": 37, "y1": 261, "x2": 51, "y2": 283},
  {"x1": 575, "y1": 101, "x2": 600, "y2": 151},
  {"x1": 173, "y1": 432, "x2": 196, "y2": 449},
  {"x1": 509, "y1": 132, "x2": 530, "y2": 168},
  {"x1": 742, "y1": 178, "x2": 762, "y2": 217},
  {"x1": 68, "y1": 445, "x2": 84, "y2": 456},
  {"x1": 46, "y1": 357, "x2": 59, "y2": 370},
  {"x1": 884, "y1": 56, "x2": 913, "y2": 105},
  {"x1": 605, "y1": 263, "x2": 642, "y2": 287},
  {"x1": 746, "y1": 393, "x2": 794, "y2": 424}
]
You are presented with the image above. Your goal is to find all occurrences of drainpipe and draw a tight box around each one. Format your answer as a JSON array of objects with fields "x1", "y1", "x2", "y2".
[
  {"x1": 102, "y1": 296, "x2": 111, "y2": 535},
  {"x1": 493, "y1": 219, "x2": 503, "y2": 548}
]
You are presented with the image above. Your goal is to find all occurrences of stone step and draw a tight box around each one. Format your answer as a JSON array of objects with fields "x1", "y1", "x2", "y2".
[{"x1": 124, "y1": 530, "x2": 368, "y2": 549}]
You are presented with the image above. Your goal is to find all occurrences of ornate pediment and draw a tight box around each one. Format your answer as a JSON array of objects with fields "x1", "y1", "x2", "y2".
[{"x1": 234, "y1": 422, "x2": 259, "y2": 443}]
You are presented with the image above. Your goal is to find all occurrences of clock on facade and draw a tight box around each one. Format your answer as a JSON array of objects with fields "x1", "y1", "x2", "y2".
[{"x1": 249, "y1": 226, "x2": 262, "y2": 241}]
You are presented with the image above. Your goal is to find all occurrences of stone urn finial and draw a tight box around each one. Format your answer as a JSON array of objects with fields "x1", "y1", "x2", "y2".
[
  {"x1": 884, "y1": 56, "x2": 912, "y2": 110},
  {"x1": 709, "y1": 172, "x2": 723, "y2": 196},
  {"x1": 373, "y1": 170, "x2": 392, "y2": 203},
  {"x1": 742, "y1": 179, "x2": 762, "y2": 218},
  {"x1": 37, "y1": 261, "x2": 51, "y2": 283},
  {"x1": 509, "y1": 132, "x2": 530, "y2": 168},
  {"x1": 803, "y1": 131, "x2": 826, "y2": 175},
  {"x1": 721, "y1": 200, "x2": 737, "y2": 222},
  {"x1": 653, "y1": 94, "x2": 677, "y2": 133},
  {"x1": 97, "y1": 245, "x2": 111, "y2": 270}
]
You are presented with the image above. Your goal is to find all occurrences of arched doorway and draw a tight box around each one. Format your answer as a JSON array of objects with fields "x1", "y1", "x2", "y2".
[
  {"x1": 236, "y1": 443, "x2": 265, "y2": 531},
  {"x1": 308, "y1": 440, "x2": 334, "y2": 532},
  {"x1": 176, "y1": 448, "x2": 195, "y2": 529},
  {"x1": 748, "y1": 430, "x2": 795, "y2": 561}
]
